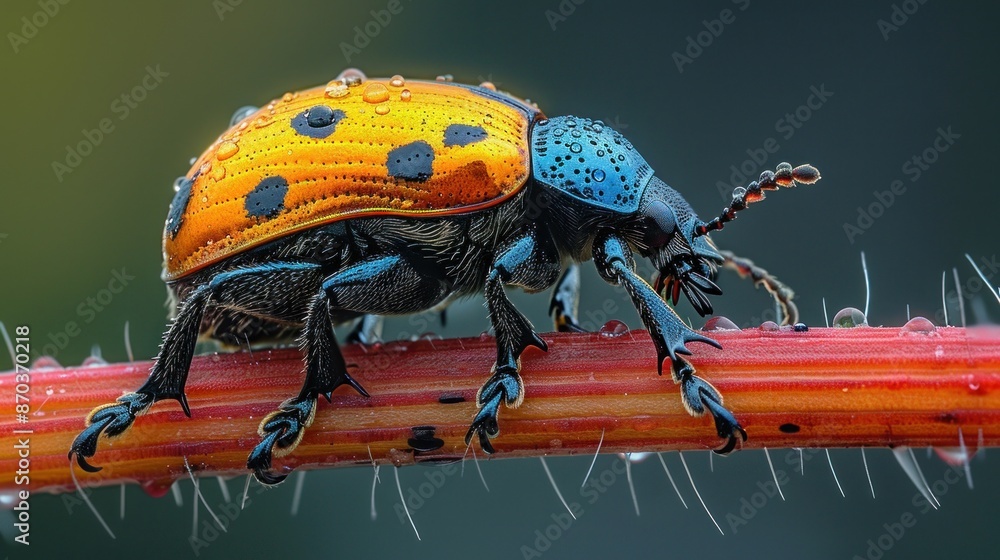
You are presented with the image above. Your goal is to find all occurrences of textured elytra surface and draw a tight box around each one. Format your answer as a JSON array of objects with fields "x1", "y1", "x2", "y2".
[{"x1": 163, "y1": 78, "x2": 542, "y2": 279}]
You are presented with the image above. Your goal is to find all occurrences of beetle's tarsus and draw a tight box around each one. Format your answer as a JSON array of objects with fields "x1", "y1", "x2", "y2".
[
  {"x1": 69, "y1": 391, "x2": 155, "y2": 473},
  {"x1": 247, "y1": 397, "x2": 316, "y2": 485}
]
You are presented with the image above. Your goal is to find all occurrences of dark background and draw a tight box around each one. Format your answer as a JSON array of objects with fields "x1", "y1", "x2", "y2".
[{"x1": 1, "y1": 1, "x2": 997, "y2": 559}]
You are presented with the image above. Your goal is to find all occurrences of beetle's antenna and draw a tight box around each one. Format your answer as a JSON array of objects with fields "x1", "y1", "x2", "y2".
[{"x1": 694, "y1": 163, "x2": 821, "y2": 238}]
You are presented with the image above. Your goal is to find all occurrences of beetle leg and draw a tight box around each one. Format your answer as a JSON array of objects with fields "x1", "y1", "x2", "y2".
[
  {"x1": 248, "y1": 253, "x2": 449, "y2": 484},
  {"x1": 718, "y1": 249, "x2": 798, "y2": 325},
  {"x1": 69, "y1": 262, "x2": 323, "y2": 473},
  {"x1": 345, "y1": 314, "x2": 384, "y2": 345},
  {"x1": 592, "y1": 233, "x2": 747, "y2": 454},
  {"x1": 549, "y1": 263, "x2": 585, "y2": 332},
  {"x1": 466, "y1": 227, "x2": 561, "y2": 453}
]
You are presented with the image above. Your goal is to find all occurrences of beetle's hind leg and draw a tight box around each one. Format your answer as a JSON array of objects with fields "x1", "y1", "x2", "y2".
[
  {"x1": 593, "y1": 233, "x2": 747, "y2": 453},
  {"x1": 345, "y1": 314, "x2": 384, "y2": 345},
  {"x1": 248, "y1": 253, "x2": 450, "y2": 484},
  {"x1": 549, "y1": 263, "x2": 585, "y2": 332},
  {"x1": 718, "y1": 249, "x2": 798, "y2": 325},
  {"x1": 69, "y1": 262, "x2": 323, "y2": 473},
  {"x1": 466, "y1": 226, "x2": 560, "y2": 452}
]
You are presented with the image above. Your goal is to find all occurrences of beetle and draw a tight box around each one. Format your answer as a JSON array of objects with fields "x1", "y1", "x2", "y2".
[{"x1": 69, "y1": 70, "x2": 820, "y2": 484}]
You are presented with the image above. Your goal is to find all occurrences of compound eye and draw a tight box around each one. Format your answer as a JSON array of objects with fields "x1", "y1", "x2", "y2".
[{"x1": 646, "y1": 200, "x2": 678, "y2": 238}]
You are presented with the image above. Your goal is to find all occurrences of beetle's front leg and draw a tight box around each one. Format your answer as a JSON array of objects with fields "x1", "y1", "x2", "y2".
[
  {"x1": 466, "y1": 227, "x2": 561, "y2": 453},
  {"x1": 593, "y1": 233, "x2": 747, "y2": 453}
]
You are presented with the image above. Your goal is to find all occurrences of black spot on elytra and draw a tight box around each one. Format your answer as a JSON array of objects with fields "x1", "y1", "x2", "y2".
[
  {"x1": 166, "y1": 174, "x2": 195, "y2": 238},
  {"x1": 291, "y1": 105, "x2": 345, "y2": 139},
  {"x1": 245, "y1": 176, "x2": 289, "y2": 218},
  {"x1": 779, "y1": 423, "x2": 801, "y2": 434},
  {"x1": 443, "y1": 123, "x2": 488, "y2": 147},
  {"x1": 387, "y1": 140, "x2": 434, "y2": 182},
  {"x1": 408, "y1": 425, "x2": 445, "y2": 453},
  {"x1": 438, "y1": 394, "x2": 465, "y2": 404}
]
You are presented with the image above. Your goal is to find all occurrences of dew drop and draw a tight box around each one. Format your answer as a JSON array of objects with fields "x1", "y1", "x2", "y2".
[
  {"x1": 760, "y1": 321, "x2": 780, "y2": 332},
  {"x1": 596, "y1": 149, "x2": 605, "y2": 157},
  {"x1": 935, "y1": 345, "x2": 945, "y2": 359},
  {"x1": 832, "y1": 307, "x2": 867, "y2": 328},
  {"x1": 198, "y1": 162, "x2": 212, "y2": 175},
  {"x1": 45, "y1": 387, "x2": 54, "y2": 396},
  {"x1": 363, "y1": 82, "x2": 390, "y2": 104},
  {"x1": 793, "y1": 322, "x2": 808, "y2": 332},
  {"x1": 901, "y1": 316, "x2": 937, "y2": 335},
  {"x1": 479, "y1": 331, "x2": 492, "y2": 341},
  {"x1": 599, "y1": 320, "x2": 629, "y2": 337},
  {"x1": 281, "y1": 92, "x2": 295, "y2": 103},
  {"x1": 553, "y1": 128, "x2": 566, "y2": 137},
  {"x1": 400, "y1": 89, "x2": 412, "y2": 102},
  {"x1": 389, "y1": 74, "x2": 405, "y2": 88},
  {"x1": 569, "y1": 142, "x2": 582, "y2": 153},
  {"x1": 702, "y1": 316, "x2": 739, "y2": 331},
  {"x1": 435, "y1": 74, "x2": 454, "y2": 82},
  {"x1": 325, "y1": 80, "x2": 349, "y2": 98},
  {"x1": 254, "y1": 114, "x2": 273, "y2": 128},
  {"x1": 140, "y1": 479, "x2": 176, "y2": 499},
  {"x1": 732, "y1": 186, "x2": 747, "y2": 200},
  {"x1": 228, "y1": 105, "x2": 258, "y2": 127},
  {"x1": 337, "y1": 68, "x2": 367, "y2": 85},
  {"x1": 483, "y1": 114, "x2": 493, "y2": 125},
  {"x1": 479, "y1": 81, "x2": 497, "y2": 91},
  {"x1": 591, "y1": 169, "x2": 606, "y2": 182},
  {"x1": 375, "y1": 104, "x2": 390, "y2": 115},
  {"x1": 212, "y1": 165, "x2": 226, "y2": 181},
  {"x1": 216, "y1": 141, "x2": 239, "y2": 160}
]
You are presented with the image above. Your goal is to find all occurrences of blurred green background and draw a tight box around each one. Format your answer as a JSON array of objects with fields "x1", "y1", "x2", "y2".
[{"x1": 2, "y1": 1, "x2": 998, "y2": 559}]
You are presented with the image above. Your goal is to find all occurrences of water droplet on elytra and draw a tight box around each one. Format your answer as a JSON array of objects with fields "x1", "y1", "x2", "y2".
[
  {"x1": 833, "y1": 307, "x2": 867, "y2": 328},
  {"x1": 389, "y1": 74, "x2": 405, "y2": 88},
  {"x1": 216, "y1": 141, "x2": 239, "y2": 160},
  {"x1": 400, "y1": 89, "x2": 412, "y2": 102},
  {"x1": 281, "y1": 92, "x2": 295, "y2": 103},
  {"x1": 599, "y1": 320, "x2": 629, "y2": 337},
  {"x1": 363, "y1": 82, "x2": 390, "y2": 104},
  {"x1": 569, "y1": 142, "x2": 582, "y2": 153},
  {"x1": 325, "y1": 80, "x2": 349, "y2": 98},
  {"x1": 375, "y1": 104, "x2": 390, "y2": 115},
  {"x1": 591, "y1": 169, "x2": 606, "y2": 182},
  {"x1": 479, "y1": 81, "x2": 497, "y2": 91},
  {"x1": 337, "y1": 68, "x2": 366, "y2": 86}
]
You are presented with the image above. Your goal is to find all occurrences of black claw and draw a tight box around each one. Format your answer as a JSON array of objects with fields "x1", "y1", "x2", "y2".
[
  {"x1": 68, "y1": 416, "x2": 114, "y2": 473},
  {"x1": 466, "y1": 393, "x2": 502, "y2": 454},
  {"x1": 68, "y1": 392, "x2": 154, "y2": 473},
  {"x1": 247, "y1": 430, "x2": 287, "y2": 485}
]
